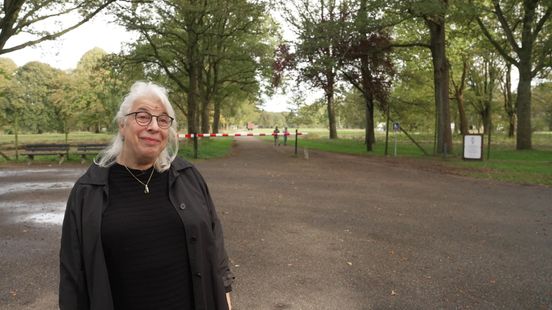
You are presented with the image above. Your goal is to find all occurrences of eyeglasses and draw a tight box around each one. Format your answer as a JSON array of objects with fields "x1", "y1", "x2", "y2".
[{"x1": 126, "y1": 111, "x2": 174, "y2": 129}]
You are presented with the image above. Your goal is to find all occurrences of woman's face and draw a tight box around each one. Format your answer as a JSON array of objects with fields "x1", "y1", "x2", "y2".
[{"x1": 120, "y1": 96, "x2": 170, "y2": 166}]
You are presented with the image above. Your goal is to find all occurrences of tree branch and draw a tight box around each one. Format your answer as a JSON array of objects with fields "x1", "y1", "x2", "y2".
[
  {"x1": 390, "y1": 42, "x2": 431, "y2": 49},
  {"x1": 475, "y1": 16, "x2": 519, "y2": 66},
  {"x1": 534, "y1": 6, "x2": 552, "y2": 37},
  {"x1": 492, "y1": 0, "x2": 520, "y2": 53},
  {"x1": 0, "y1": 0, "x2": 116, "y2": 55}
]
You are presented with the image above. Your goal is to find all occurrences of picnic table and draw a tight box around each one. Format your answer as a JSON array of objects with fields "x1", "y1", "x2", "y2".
[
  {"x1": 76, "y1": 143, "x2": 107, "y2": 163},
  {"x1": 22, "y1": 144, "x2": 70, "y2": 164}
]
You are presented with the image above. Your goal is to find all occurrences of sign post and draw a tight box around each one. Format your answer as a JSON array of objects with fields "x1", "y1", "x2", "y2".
[
  {"x1": 463, "y1": 134, "x2": 483, "y2": 160},
  {"x1": 393, "y1": 122, "x2": 400, "y2": 156}
]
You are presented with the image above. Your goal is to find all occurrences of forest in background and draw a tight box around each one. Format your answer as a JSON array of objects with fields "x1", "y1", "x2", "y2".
[{"x1": 1, "y1": 0, "x2": 551, "y2": 153}]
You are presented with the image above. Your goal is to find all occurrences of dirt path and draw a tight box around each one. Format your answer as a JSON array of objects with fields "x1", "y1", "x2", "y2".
[{"x1": 0, "y1": 137, "x2": 551, "y2": 309}]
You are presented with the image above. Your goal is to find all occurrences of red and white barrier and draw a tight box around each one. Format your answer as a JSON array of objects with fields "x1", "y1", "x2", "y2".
[{"x1": 178, "y1": 132, "x2": 306, "y2": 139}]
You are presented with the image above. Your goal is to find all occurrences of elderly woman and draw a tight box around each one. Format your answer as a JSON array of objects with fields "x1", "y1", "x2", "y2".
[{"x1": 59, "y1": 81, "x2": 234, "y2": 310}]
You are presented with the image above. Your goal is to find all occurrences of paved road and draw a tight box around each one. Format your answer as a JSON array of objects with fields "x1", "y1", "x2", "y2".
[{"x1": 0, "y1": 137, "x2": 551, "y2": 309}]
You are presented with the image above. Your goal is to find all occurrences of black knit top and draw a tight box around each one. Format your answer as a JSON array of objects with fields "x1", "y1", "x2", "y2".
[{"x1": 101, "y1": 163, "x2": 194, "y2": 310}]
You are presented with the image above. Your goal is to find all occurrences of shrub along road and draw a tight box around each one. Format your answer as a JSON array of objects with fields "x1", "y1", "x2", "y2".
[{"x1": 0, "y1": 137, "x2": 551, "y2": 309}]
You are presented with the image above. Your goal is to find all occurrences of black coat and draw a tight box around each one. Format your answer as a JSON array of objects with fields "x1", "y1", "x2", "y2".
[{"x1": 59, "y1": 157, "x2": 234, "y2": 310}]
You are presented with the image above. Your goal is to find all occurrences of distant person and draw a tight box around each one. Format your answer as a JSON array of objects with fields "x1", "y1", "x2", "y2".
[
  {"x1": 59, "y1": 81, "x2": 234, "y2": 310},
  {"x1": 283, "y1": 127, "x2": 289, "y2": 146},
  {"x1": 273, "y1": 126, "x2": 280, "y2": 146}
]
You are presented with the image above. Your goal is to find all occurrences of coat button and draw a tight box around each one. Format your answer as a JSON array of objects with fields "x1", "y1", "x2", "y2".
[
  {"x1": 191, "y1": 236, "x2": 197, "y2": 242},
  {"x1": 179, "y1": 203, "x2": 186, "y2": 210},
  {"x1": 195, "y1": 272, "x2": 202, "y2": 278}
]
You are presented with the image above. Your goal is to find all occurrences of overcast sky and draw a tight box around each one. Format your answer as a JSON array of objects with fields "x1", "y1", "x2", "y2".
[
  {"x1": 3, "y1": 12, "x2": 293, "y2": 112},
  {"x1": 5, "y1": 13, "x2": 132, "y2": 71}
]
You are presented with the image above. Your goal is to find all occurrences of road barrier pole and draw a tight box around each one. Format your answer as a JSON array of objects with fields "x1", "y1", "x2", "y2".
[
  {"x1": 294, "y1": 129, "x2": 298, "y2": 156},
  {"x1": 193, "y1": 133, "x2": 198, "y2": 159}
]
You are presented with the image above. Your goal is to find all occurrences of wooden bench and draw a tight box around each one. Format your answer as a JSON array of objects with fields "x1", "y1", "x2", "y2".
[
  {"x1": 76, "y1": 143, "x2": 107, "y2": 163},
  {"x1": 23, "y1": 144, "x2": 70, "y2": 164}
]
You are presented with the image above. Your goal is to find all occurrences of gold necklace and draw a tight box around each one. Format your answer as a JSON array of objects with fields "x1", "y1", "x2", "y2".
[{"x1": 124, "y1": 164, "x2": 155, "y2": 194}]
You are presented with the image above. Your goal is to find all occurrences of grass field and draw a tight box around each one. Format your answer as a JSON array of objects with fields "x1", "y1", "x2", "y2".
[
  {"x1": 1, "y1": 130, "x2": 550, "y2": 186},
  {"x1": 262, "y1": 128, "x2": 552, "y2": 187},
  {"x1": 0, "y1": 132, "x2": 234, "y2": 164},
  {"x1": 178, "y1": 138, "x2": 235, "y2": 160}
]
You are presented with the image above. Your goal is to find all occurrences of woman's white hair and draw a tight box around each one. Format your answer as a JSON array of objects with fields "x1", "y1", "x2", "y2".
[{"x1": 95, "y1": 81, "x2": 179, "y2": 172}]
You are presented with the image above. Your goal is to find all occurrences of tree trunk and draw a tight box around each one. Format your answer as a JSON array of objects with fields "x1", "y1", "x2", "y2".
[
  {"x1": 326, "y1": 74, "x2": 338, "y2": 139},
  {"x1": 516, "y1": 66, "x2": 532, "y2": 149},
  {"x1": 186, "y1": 41, "x2": 199, "y2": 133},
  {"x1": 452, "y1": 59, "x2": 469, "y2": 135},
  {"x1": 426, "y1": 17, "x2": 453, "y2": 154},
  {"x1": 364, "y1": 92, "x2": 375, "y2": 151},
  {"x1": 503, "y1": 63, "x2": 516, "y2": 137},
  {"x1": 454, "y1": 91, "x2": 468, "y2": 135},
  {"x1": 481, "y1": 108, "x2": 491, "y2": 135},
  {"x1": 213, "y1": 98, "x2": 221, "y2": 133},
  {"x1": 359, "y1": 53, "x2": 376, "y2": 151},
  {"x1": 211, "y1": 56, "x2": 221, "y2": 133},
  {"x1": 200, "y1": 97, "x2": 210, "y2": 133},
  {"x1": 195, "y1": 100, "x2": 200, "y2": 133},
  {"x1": 186, "y1": 1, "x2": 201, "y2": 134}
]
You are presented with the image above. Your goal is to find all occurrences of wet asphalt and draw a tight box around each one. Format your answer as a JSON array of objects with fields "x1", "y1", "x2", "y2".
[{"x1": 0, "y1": 137, "x2": 551, "y2": 309}]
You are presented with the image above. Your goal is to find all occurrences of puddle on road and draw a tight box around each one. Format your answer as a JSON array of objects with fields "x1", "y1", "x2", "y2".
[
  {"x1": 0, "y1": 201, "x2": 66, "y2": 225},
  {"x1": 24, "y1": 212, "x2": 65, "y2": 225},
  {"x1": 0, "y1": 168, "x2": 84, "y2": 178},
  {"x1": 0, "y1": 168, "x2": 83, "y2": 226},
  {"x1": 0, "y1": 181, "x2": 75, "y2": 196}
]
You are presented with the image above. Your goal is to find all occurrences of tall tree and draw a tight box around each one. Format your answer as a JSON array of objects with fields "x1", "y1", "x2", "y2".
[
  {"x1": 389, "y1": 0, "x2": 453, "y2": 153},
  {"x1": 447, "y1": 18, "x2": 484, "y2": 136},
  {"x1": 199, "y1": 0, "x2": 273, "y2": 133},
  {"x1": 114, "y1": 0, "x2": 272, "y2": 133},
  {"x1": 467, "y1": 51, "x2": 501, "y2": 135},
  {"x1": 418, "y1": 0, "x2": 453, "y2": 154},
  {"x1": 70, "y1": 48, "x2": 124, "y2": 132},
  {"x1": 0, "y1": 57, "x2": 18, "y2": 130},
  {"x1": 279, "y1": 0, "x2": 352, "y2": 139},
  {"x1": 12, "y1": 61, "x2": 64, "y2": 133},
  {"x1": 0, "y1": 0, "x2": 115, "y2": 55},
  {"x1": 341, "y1": 32, "x2": 394, "y2": 151},
  {"x1": 449, "y1": 56, "x2": 470, "y2": 135},
  {"x1": 335, "y1": 0, "x2": 394, "y2": 151},
  {"x1": 500, "y1": 63, "x2": 516, "y2": 137},
  {"x1": 474, "y1": 0, "x2": 552, "y2": 149}
]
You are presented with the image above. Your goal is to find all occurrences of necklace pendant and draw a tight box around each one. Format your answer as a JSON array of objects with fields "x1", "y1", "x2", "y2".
[{"x1": 144, "y1": 185, "x2": 149, "y2": 194}]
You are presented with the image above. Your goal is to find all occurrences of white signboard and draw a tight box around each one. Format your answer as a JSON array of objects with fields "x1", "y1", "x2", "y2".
[{"x1": 463, "y1": 135, "x2": 483, "y2": 160}]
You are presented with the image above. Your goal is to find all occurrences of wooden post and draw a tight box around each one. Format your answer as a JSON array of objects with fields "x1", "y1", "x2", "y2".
[
  {"x1": 193, "y1": 133, "x2": 198, "y2": 159},
  {"x1": 294, "y1": 129, "x2": 298, "y2": 156},
  {"x1": 65, "y1": 120, "x2": 69, "y2": 160},
  {"x1": 385, "y1": 104, "x2": 390, "y2": 156},
  {"x1": 15, "y1": 114, "x2": 19, "y2": 161}
]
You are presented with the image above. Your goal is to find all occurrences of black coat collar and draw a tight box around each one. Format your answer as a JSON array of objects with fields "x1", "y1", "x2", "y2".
[{"x1": 78, "y1": 157, "x2": 193, "y2": 186}]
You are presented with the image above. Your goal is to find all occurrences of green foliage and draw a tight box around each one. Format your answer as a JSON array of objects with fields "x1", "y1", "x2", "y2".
[
  {"x1": 70, "y1": 48, "x2": 125, "y2": 133},
  {"x1": 10, "y1": 62, "x2": 66, "y2": 133},
  {"x1": 470, "y1": 0, "x2": 552, "y2": 149},
  {"x1": 0, "y1": 58, "x2": 18, "y2": 126},
  {"x1": 334, "y1": 90, "x2": 366, "y2": 129},
  {"x1": 287, "y1": 100, "x2": 328, "y2": 128},
  {"x1": 532, "y1": 82, "x2": 552, "y2": 131},
  {"x1": 220, "y1": 100, "x2": 260, "y2": 130},
  {"x1": 388, "y1": 48, "x2": 435, "y2": 132},
  {"x1": 254, "y1": 111, "x2": 287, "y2": 128},
  {"x1": 0, "y1": 48, "x2": 130, "y2": 135},
  {"x1": 113, "y1": 0, "x2": 277, "y2": 133}
]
